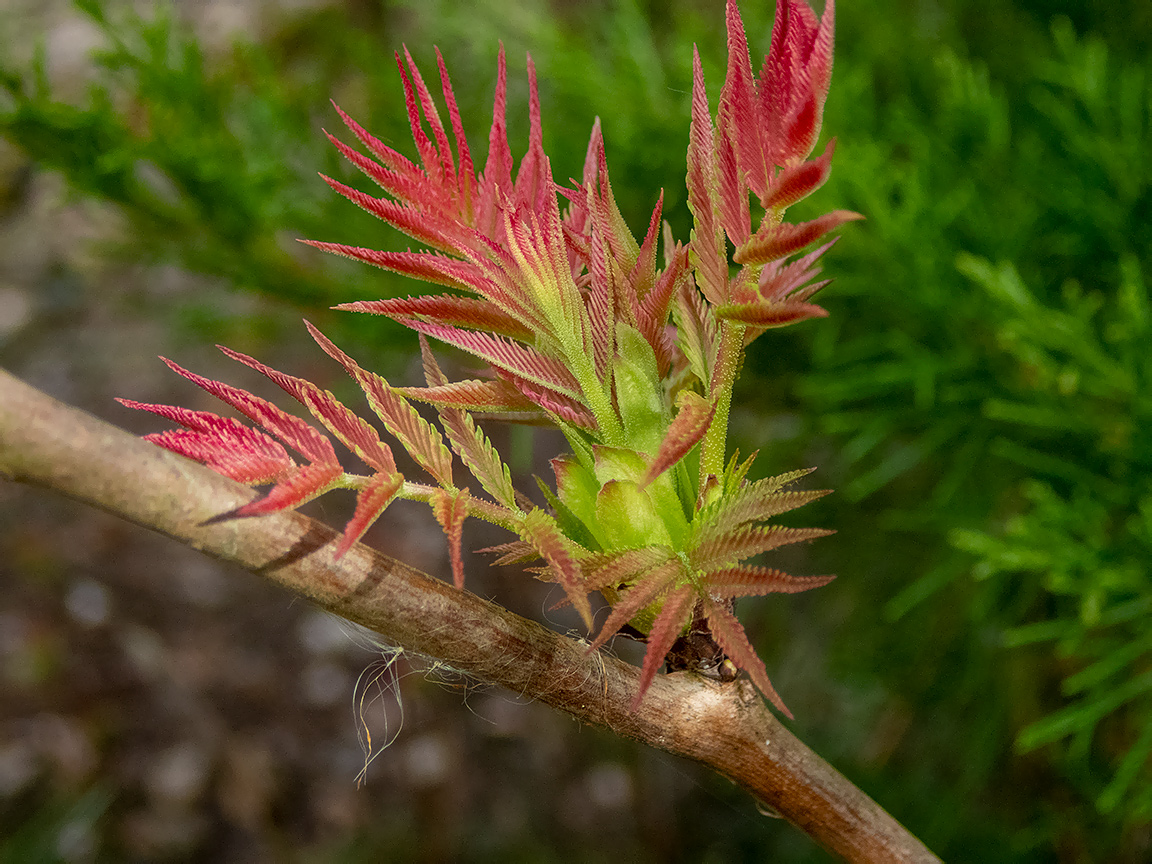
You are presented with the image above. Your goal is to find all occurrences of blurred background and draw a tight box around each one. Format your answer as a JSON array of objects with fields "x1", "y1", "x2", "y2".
[{"x1": 1, "y1": 0, "x2": 1150, "y2": 860}]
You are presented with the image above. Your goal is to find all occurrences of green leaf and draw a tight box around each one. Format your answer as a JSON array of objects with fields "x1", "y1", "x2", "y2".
[
  {"x1": 611, "y1": 322, "x2": 667, "y2": 454},
  {"x1": 595, "y1": 480, "x2": 672, "y2": 549}
]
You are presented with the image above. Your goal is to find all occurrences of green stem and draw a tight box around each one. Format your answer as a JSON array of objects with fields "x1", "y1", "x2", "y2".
[
  {"x1": 343, "y1": 474, "x2": 521, "y2": 533},
  {"x1": 568, "y1": 343, "x2": 624, "y2": 446},
  {"x1": 699, "y1": 319, "x2": 747, "y2": 486}
]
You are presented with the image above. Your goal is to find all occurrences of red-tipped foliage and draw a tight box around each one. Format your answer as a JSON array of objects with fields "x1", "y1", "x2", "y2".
[
  {"x1": 116, "y1": 400, "x2": 293, "y2": 485},
  {"x1": 122, "y1": 1, "x2": 851, "y2": 719}
]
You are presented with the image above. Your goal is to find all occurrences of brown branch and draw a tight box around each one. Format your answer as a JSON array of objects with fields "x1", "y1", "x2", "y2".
[{"x1": 0, "y1": 368, "x2": 940, "y2": 863}]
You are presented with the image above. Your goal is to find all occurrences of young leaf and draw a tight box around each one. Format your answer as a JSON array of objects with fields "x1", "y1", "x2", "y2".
[
  {"x1": 521, "y1": 507, "x2": 592, "y2": 628},
  {"x1": 116, "y1": 400, "x2": 294, "y2": 485},
  {"x1": 216, "y1": 345, "x2": 396, "y2": 475},
  {"x1": 305, "y1": 321, "x2": 455, "y2": 487},
  {"x1": 233, "y1": 460, "x2": 345, "y2": 519},
  {"x1": 157, "y1": 357, "x2": 336, "y2": 466},
  {"x1": 632, "y1": 586, "x2": 695, "y2": 708},
  {"x1": 692, "y1": 524, "x2": 835, "y2": 570},
  {"x1": 702, "y1": 565, "x2": 836, "y2": 597},
  {"x1": 702, "y1": 595, "x2": 792, "y2": 718},
  {"x1": 588, "y1": 557, "x2": 684, "y2": 651},
  {"x1": 640, "y1": 390, "x2": 715, "y2": 488},
  {"x1": 421, "y1": 338, "x2": 518, "y2": 509},
  {"x1": 336, "y1": 471, "x2": 405, "y2": 559},
  {"x1": 432, "y1": 487, "x2": 472, "y2": 589}
]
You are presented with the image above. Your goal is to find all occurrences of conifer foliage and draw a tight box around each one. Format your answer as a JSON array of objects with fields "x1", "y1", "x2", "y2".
[{"x1": 121, "y1": 0, "x2": 856, "y2": 716}]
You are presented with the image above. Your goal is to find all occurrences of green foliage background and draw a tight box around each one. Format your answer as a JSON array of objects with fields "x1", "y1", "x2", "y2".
[{"x1": 2, "y1": 0, "x2": 1150, "y2": 860}]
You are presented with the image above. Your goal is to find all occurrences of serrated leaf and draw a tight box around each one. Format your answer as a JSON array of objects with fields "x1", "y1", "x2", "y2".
[
  {"x1": 632, "y1": 585, "x2": 695, "y2": 709},
  {"x1": 702, "y1": 565, "x2": 835, "y2": 597},
  {"x1": 218, "y1": 343, "x2": 395, "y2": 475},
  {"x1": 521, "y1": 507, "x2": 592, "y2": 628},
  {"x1": 420, "y1": 339, "x2": 517, "y2": 509},
  {"x1": 401, "y1": 318, "x2": 585, "y2": 403},
  {"x1": 734, "y1": 210, "x2": 863, "y2": 266},
  {"x1": 640, "y1": 390, "x2": 715, "y2": 488},
  {"x1": 696, "y1": 482, "x2": 831, "y2": 538},
  {"x1": 714, "y1": 299, "x2": 828, "y2": 328},
  {"x1": 339, "y1": 295, "x2": 535, "y2": 341},
  {"x1": 336, "y1": 471, "x2": 404, "y2": 559},
  {"x1": 702, "y1": 595, "x2": 791, "y2": 718},
  {"x1": 158, "y1": 357, "x2": 336, "y2": 466},
  {"x1": 672, "y1": 279, "x2": 718, "y2": 387},
  {"x1": 476, "y1": 539, "x2": 538, "y2": 566},
  {"x1": 432, "y1": 487, "x2": 472, "y2": 589},
  {"x1": 589, "y1": 558, "x2": 683, "y2": 651},
  {"x1": 399, "y1": 377, "x2": 540, "y2": 417},
  {"x1": 582, "y1": 545, "x2": 676, "y2": 592},
  {"x1": 763, "y1": 139, "x2": 836, "y2": 210},
  {"x1": 118, "y1": 400, "x2": 294, "y2": 485},
  {"x1": 233, "y1": 460, "x2": 345, "y2": 518},
  {"x1": 692, "y1": 524, "x2": 834, "y2": 569},
  {"x1": 306, "y1": 321, "x2": 454, "y2": 487},
  {"x1": 686, "y1": 47, "x2": 728, "y2": 307}
]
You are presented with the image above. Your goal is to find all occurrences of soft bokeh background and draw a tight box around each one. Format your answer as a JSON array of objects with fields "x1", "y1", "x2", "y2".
[{"x1": 2, "y1": 0, "x2": 1150, "y2": 860}]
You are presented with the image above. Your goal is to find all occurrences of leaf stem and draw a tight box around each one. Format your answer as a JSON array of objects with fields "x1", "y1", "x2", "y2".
[{"x1": 699, "y1": 318, "x2": 747, "y2": 486}]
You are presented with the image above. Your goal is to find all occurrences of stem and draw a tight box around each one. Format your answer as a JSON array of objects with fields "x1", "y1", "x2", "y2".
[
  {"x1": 699, "y1": 318, "x2": 747, "y2": 485},
  {"x1": 0, "y1": 369, "x2": 941, "y2": 864},
  {"x1": 397, "y1": 479, "x2": 521, "y2": 532}
]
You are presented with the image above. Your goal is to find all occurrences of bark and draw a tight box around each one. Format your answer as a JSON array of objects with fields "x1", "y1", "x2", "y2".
[{"x1": 0, "y1": 368, "x2": 940, "y2": 863}]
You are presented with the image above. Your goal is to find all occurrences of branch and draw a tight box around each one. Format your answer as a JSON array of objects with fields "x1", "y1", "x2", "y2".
[{"x1": 0, "y1": 368, "x2": 939, "y2": 863}]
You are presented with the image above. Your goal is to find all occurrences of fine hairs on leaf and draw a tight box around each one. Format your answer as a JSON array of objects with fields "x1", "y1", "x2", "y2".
[{"x1": 119, "y1": 0, "x2": 853, "y2": 717}]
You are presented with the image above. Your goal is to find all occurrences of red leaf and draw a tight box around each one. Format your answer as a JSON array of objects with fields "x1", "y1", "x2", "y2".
[
  {"x1": 400, "y1": 318, "x2": 585, "y2": 403},
  {"x1": 234, "y1": 460, "x2": 345, "y2": 518},
  {"x1": 757, "y1": 237, "x2": 837, "y2": 303},
  {"x1": 331, "y1": 100, "x2": 419, "y2": 176},
  {"x1": 714, "y1": 299, "x2": 828, "y2": 328},
  {"x1": 686, "y1": 48, "x2": 729, "y2": 307},
  {"x1": 399, "y1": 377, "x2": 539, "y2": 416},
  {"x1": 582, "y1": 545, "x2": 676, "y2": 592},
  {"x1": 640, "y1": 390, "x2": 715, "y2": 488},
  {"x1": 691, "y1": 524, "x2": 835, "y2": 570},
  {"x1": 698, "y1": 483, "x2": 831, "y2": 538},
  {"x1": 420, "y1": 339, "x2": 517, "y2": 509},
  {"x1": 338, "y1": 295, "x2": 534, "y2": 341},
  {"x1": 305, "y1": 322, "x2": 454, "y2": 486},
  {"x1": 719, "y1": 0, "x2": 770, "y2": 199},
  {"x1": 117, "y1": 399, "x2": 295, "y2": 485},
  {"x1": 513, "y1": 54, "x2": 549, "y2": 214},
  {"x1": 734, "y1": 209, "x2": 862, "y2": 265},
  {"x1": 157, "y1": 357, "x2": 337, "y2": 467},
  {"x1": 762, "y1": 138, "x2": 835, "y2": 211},
  {"x1": 521, "y1": 508, "x2": 591, "y2": 628},
  {"x1": 476, "y1": 45, "x2": 514, "y2": 238},
  {"x1": 588, "y1": 558, "x2": 683, "y2": 652},
  {"x1": 432, "y1": 487, "x2": 472, "y2": 589},
  {"x1": 638, "y1": 243, "x2": 690, "y2": 376},
  {"x1": 702, "y1": 565, "x2": 836, "y2": 598},
  {"x1": 503, "y1": 373, "x2": 598, "y2": 431},
  {"x1": 336, "y1": 471, "x2": 404, "y2": 559},
  {"x1": 436, "y1": 47, "x2": 476, "y2": 214},
  {"x1": 318, "y1": 175, "x2": 474, "y2": 255},
  {"x1": 476, "y1": 539, "x2": 538, "y2": 566},
  {"x1": 631, "y1": 586, "x2": 694, "y2": 709},
  {"x1": 702, "y1": 596, "x2": 792, "y2": 718},
  {"x1": 217, "y1": 344, "x2": 395, "y2": 475},
  {"x1": 401, "y1": 46, "x2": 456, "y2": 190}
]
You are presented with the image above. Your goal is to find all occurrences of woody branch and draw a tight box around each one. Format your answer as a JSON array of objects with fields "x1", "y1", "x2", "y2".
[{"x1": 0, "y1": 369, "x2": 938, "y2": 864}]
